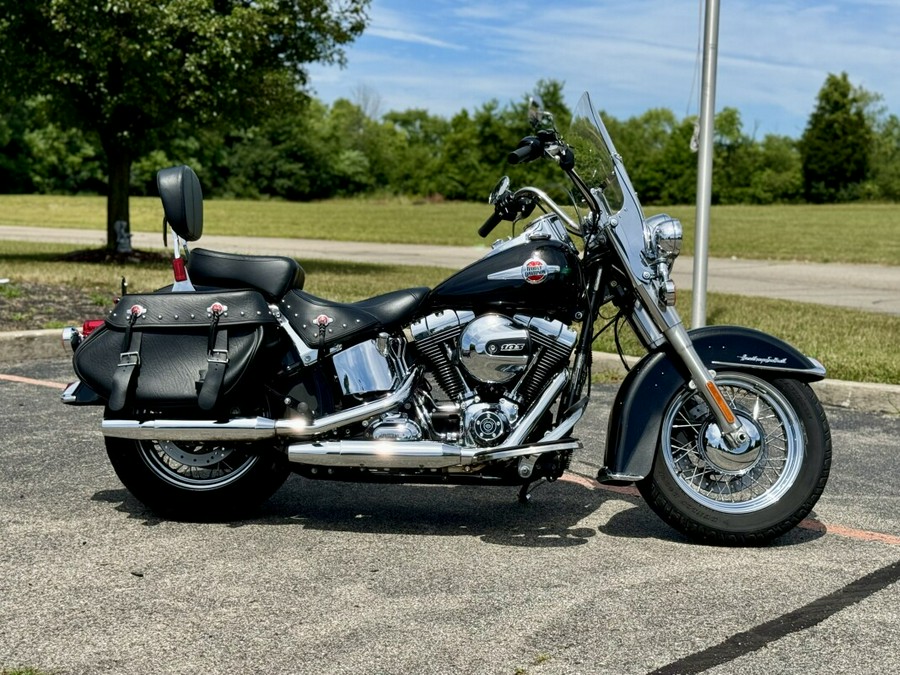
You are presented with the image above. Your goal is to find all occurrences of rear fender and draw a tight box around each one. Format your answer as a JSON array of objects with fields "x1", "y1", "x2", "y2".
[
  {"x1": 61, "y1": 380, "x2": 104, "y2": 406},
  {"x1": 598, "y1": 325, "x2": 825, "y2": 483}
]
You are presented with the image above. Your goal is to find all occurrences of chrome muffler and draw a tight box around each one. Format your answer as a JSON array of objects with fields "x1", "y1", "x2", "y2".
[
  {"x1": 286, "y1": 438, "x2": 581, "y2": 469},
  {"x1": 101, "y1": 370, "x2": 417, "y2": 441},
  {"x1": 101, "y1": 416, "x2": 278, "y2": 442}
]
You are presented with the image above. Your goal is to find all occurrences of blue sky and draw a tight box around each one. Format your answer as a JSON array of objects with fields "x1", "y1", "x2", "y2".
[{"x1": 308, "y1": 0, "x2": 900, "y2": 138}]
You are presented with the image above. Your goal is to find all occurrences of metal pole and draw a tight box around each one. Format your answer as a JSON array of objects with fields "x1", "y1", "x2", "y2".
[{"x1": 691, "y1": 0, "x2": 720, "y2": 328}]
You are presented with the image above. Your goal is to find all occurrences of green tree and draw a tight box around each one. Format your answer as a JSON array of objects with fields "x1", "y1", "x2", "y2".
[
  {"x1": 748, "y1": 135, "x2": 802, "y2": 204},
  {"x1": 606, "y1": 108, "x2": 680, "y2": 203},
  {"x1": 0, "y1": 0, "x2": 369, "y2": 250},
  {"x1": 799, "y1": 72, "x2": 872, "y2": 203},
  {"x1": 383, "y1": 109, "x2": 451, "y2": 196},
  {"x1": 866, "y1": 113, "x2": 900, "y2": 201},
  {"x1": 0, "y1": 96, "x2": 35, "y2": 193}
]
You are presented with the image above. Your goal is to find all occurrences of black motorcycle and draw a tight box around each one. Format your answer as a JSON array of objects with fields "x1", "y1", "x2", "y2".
[{"x1": 62, "y1": 93, "x2": 831, "y2": 545}]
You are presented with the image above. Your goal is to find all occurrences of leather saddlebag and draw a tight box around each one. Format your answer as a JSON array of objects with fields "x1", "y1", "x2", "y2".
[{"x1": 74, "y1": 290, "x2": 277, "y2": 411}]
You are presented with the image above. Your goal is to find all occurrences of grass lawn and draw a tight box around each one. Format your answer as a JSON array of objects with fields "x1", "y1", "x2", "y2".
[
  {"x1": 1, "y1": 195, "x2": 898, "y2": 265},
  {"x1": 1, "y1": 241, "x2": 897, "y2": 384}
]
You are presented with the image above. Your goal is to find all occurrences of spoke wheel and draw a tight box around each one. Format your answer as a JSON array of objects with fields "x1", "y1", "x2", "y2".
[
  {"x1": 137, "y1": 439, "x2": 260, "y2": 491},
  {"x1": 662, "y1": 375, "x2": 802, "y2": 513},
  {"x1": 638, "y1": 373, "x2": 831, "y2": 545},
  {"x1": 105, "y1": 409, "x2": 290, "y2": 521}
]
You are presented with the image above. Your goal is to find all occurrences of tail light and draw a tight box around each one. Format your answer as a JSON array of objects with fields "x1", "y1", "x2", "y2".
[
  {"x1": 82, "y1": 319, "x2": 104, "y2": 337},
  {"x1": 62, "y1": 319, "x2": 105, "y2": 354}
]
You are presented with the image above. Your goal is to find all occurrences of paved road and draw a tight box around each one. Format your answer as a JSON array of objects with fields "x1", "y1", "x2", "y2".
[
  {"x1": 2, "y1": 358, "x2": 899, "y2": 675},
  {"x1": 2, "y1": 225, "x2": 899, "y2": 315}
]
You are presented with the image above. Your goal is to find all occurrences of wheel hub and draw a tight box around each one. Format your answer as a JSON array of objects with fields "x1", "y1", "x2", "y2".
[
  {"x1": 157, "y1": 440, "x2": 234, "y2": 468},
  {"x1": 699, "y1": 413, "x2": 764, "y2": 475}
]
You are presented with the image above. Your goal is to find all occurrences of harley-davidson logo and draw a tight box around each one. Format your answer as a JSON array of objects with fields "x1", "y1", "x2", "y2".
[
  {"x1": 522, "y1": 258, "x2": 549, "y2": 284},
  {"x1": 487, "y1": 260, "x2": 560, "y2": 283}
]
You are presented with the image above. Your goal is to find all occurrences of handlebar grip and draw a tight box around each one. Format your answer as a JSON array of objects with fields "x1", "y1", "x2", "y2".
[
  {"x1": 478, "y1": 211, "x2": 504, "y2": 238},
  {"x1": 507, "y1": 136, "x2": 543, "y2": 165},
  {"x1": 507, "y1": 144, "x2": 534, "y2": 165}
]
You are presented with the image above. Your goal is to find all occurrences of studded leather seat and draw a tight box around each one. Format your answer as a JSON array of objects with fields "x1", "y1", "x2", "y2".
[{"x1": 281, "y1": 287, "x2": 430, "y2": 347}]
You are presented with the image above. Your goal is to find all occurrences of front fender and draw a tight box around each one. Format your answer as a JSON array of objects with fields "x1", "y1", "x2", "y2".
[{"x1": 598, "y1": 325, "x2": 825, "y2": 483}]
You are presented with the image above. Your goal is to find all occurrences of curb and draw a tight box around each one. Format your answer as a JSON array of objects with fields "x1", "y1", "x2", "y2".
[
  {"x1": 2, "y1": 329, "x2": 898, "y2": 416},
  {"x1": 1, "y1": 328, "x2": 66, "y2": 368}
]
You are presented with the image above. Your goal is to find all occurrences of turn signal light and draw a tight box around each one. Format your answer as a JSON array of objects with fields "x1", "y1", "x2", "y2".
[{"x1": 706, "y1": 381, "x2": 737, "y2": 425}]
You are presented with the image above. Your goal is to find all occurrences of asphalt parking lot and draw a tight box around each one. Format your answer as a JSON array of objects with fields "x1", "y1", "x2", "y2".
[{"x1": 2, "y1": 358, "x2": 899, "y2": 675}]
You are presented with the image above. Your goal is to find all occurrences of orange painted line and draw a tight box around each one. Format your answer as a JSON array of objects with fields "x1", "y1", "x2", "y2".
[
  {"x1": 799, "y1": 518, "x2": 900, "y2": 546},
  {"x1": 561, "y1": 472, "x2": 900, "y2": 546},
  {"x1": 561, "y1": 472, "x2": 639, "y2": 496},
  {"x1": 0, "y1": 373, "x2": 68, "y2": 389}
]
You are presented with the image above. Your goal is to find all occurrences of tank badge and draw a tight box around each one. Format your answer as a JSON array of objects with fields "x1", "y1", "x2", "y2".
[
  {"x1": 521, "y1": 258, "x2": 559, "y2": 284},
  {"x1": 487, "y1": 259, "x2": 560, "y2": 283}
]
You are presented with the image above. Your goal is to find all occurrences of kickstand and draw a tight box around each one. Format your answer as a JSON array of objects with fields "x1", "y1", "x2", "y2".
[{"x1": 517, "y1": 478, "x2": 548, "y2": 505}]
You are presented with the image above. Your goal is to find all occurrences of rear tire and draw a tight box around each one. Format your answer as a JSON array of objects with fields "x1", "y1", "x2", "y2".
[
  {"x1": 105, "y1": 432, "x2": 290, "y2": 521},
  {"x1": 637, "y1": 373, "x2": 831, "y2": 545}
]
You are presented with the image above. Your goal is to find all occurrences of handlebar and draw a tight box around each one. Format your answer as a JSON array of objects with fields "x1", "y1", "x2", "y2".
[
  {"x1": 507, "y1": 136, "x2": 543, "y2": 165},
  {"x1": 478, "y1": 211, "x2": 504, "y2": 238},
  {"x1": 478, "y1": 133, "x2": 588, "y2": 239}
]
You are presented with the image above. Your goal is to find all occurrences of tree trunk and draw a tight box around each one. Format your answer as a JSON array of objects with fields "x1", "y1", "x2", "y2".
[{"x1": 105, "y1": 140, "x2": 133, "y2": 252}]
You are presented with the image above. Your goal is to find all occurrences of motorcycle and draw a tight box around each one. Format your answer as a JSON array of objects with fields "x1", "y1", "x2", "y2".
[{"x1": 61, "y1": 92, "x2": 831, "y2": 545}]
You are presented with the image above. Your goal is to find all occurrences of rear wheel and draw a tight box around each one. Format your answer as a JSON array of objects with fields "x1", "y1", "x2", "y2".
[
  {"x1": 637, "y1": 372, "x2": 831, "y2": 545},
  {"x1": 105, "y1": 428, "x2": 290, "y2": 520}
]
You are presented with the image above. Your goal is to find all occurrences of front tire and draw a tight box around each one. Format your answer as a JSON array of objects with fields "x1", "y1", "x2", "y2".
[
  {"x1": 105, "y1": 432, "x2": 290, "y2": 520},
  {"x1": 637, "y1": 373, "x2": 831, "y2": 545}
]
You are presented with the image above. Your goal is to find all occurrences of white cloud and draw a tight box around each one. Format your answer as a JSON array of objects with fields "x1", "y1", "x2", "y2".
[
  {"x1": 367, "y1": 27, "x2": 465, "y2": 50},
  {"x1": 309, "y1": 0, "x2": 900, "y2": 137}
]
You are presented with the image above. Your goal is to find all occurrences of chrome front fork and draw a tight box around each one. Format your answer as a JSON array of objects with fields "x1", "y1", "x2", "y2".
[
  {"x1": 629, "y1": 289, "x2": 749, "y2": 449},
  {"x1": 662, "y1": 322, "x2": 749, "y2": 448}
]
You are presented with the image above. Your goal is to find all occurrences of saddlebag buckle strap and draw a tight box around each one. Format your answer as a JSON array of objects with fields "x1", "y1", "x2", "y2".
[
  {"x1": 198, "y1": 312, "x2": 229, "y2": 411},
  {"x1": 109, "y1": 332, "x2": 143, "y2": 412},
  {"x1": 207, "y1": 348, "x2": 229, "y2": 365},
  {"x1": 116, "y1": 351, "x2": 141, "y2": 367}
]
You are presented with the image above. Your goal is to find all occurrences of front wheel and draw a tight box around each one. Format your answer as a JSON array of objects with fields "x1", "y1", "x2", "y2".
[
  {"x1": 105, "y1": 432, "x2": 290, "y2": 521},
  {"x1": 637, "y1": 372, "x2": 831, "y2": 545}
]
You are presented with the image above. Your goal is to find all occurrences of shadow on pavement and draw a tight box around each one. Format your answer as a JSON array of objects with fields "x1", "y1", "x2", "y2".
[{"x1": 90, "y1": 473, "x2": 823, "y2": 549}]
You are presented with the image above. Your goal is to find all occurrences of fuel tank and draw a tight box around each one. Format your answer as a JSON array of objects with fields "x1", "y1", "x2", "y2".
[{"x1": 428, "y1": 240, "x2": 583, "y2": 321}]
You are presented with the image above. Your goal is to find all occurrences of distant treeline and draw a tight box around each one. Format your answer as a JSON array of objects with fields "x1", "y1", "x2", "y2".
[{"x1": 2, "y1": 76, "x2": 898, "y2": 205}]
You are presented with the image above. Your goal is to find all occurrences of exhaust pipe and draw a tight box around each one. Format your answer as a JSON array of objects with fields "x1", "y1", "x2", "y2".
[
  {"x1": 101, "y1": 416, "x2": 278, "y2": 442},
  {"x1": 288, "y1": 440, "x2": 465, "y2": 469},
  {"x1": 100, "y1": 362, "x2": 582, "y2": 471},
  {"x1": 101, "y1": 369, "x2": 417, "y2": 441},
  {"x1": 287, "y1": 438, "x2": 581, "y2": 469},
  {"x1": 502, "y1": 370, "x2": 568, "y2": 446}
]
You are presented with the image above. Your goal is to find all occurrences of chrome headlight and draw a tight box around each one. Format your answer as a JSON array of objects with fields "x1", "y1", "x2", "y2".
[
  {"x1": 646, "y1": 213, "x2": 683, "y2": 267},
  {"x1": 642, "y1": 214, "x2": 683, "y2": 308}
]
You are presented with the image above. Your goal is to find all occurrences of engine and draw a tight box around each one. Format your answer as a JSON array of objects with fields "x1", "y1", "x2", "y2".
[{"x1": 408, "y1": 311, "x2": 577, "y2": 447}]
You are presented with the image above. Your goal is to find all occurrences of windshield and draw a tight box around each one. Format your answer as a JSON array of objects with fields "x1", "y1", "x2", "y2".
[{"x1": 566, "y1": 93, "x2": 625, "y2": 215}]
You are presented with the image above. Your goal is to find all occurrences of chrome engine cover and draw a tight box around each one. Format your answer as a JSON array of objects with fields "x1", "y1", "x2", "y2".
[
  {"x1": 458, "y1": 314, "x2": 530, "y2": 384},
  {"x1": 464, "y1": 399, "x2": 519, "y2": 447},
  {"x1": 366, "y1": 413, "x2": 423, "y2": 441},
  {"x1": 332, "y1": 339, "x2": 397, "y2": 396}
]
